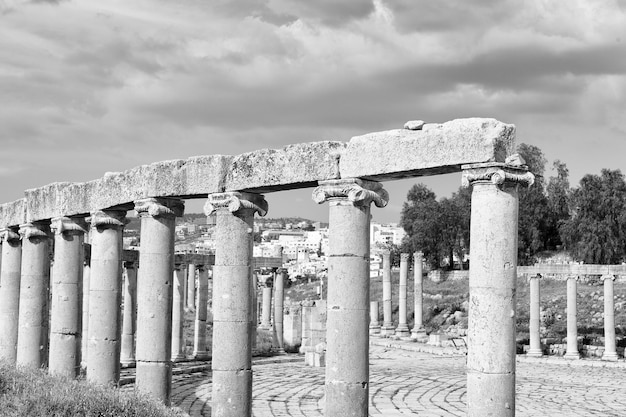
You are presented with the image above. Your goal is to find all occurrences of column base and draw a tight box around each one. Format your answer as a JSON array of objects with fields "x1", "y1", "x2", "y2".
[
  {"x1": 121, "y1": 359, "x2": 136, "y2": 368},
  {"x1": 563, "y1": 351, "x2": 580, "y2": 360},
  {"x1": 171, "y1": 353, "x2": 187, "y2": 362},
  {"x1": 527, "y1": 348, "x2": 543, "y2": 358},
  {"x1": 380, "y1": 326, "x2": 396, "y2": 336},
  {"x1": 258, "y1": 324, "x2": 272, "y2": 331},
  {"x1": 193, "y1": 351, "x2": 210, "y2": 360},
  {"x1": 602, "y1": 352, "x2": 619, "y2": 361},
  {"x1": 369, "y1": 325, "x2": 381, "y2": 335},
  {"x1": 394, "y1": 325, "x2": 411, "y2": 337},
  {"x1": 411, "y1": 327, "x2": 428, "y2": 341}
]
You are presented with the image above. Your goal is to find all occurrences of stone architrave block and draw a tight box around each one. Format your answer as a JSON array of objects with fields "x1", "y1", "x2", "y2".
[
  {"x1": 0, "y1": 199, "x2": 26, "y2": 228},
  {"x1": 340, "y1": 118, "x2": 515, "y2": 181},
  {"x1": 224, "y1": 141, "x2": 344, "y2": 193}
]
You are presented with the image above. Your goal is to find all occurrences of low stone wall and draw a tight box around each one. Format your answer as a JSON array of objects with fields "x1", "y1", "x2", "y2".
[
  {"x1": 428, "y1": 270, "x2": 469, "y2": 282},
  {"x1": 522, "y1": 343, "x2": 625, "y2": 358}
]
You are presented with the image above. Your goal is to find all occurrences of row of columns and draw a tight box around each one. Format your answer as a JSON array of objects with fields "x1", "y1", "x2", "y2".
[
  {"x1": 527, "y1": 273, "x2": 620, "y2": 361},
  {"x1": 1, "y1": 161, "x2": 530, "y2": 416}
]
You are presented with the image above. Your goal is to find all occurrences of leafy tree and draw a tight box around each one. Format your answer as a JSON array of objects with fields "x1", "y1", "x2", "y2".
[
  {"x1": 438, "y1": 187, "x2": 471, "y2": 270},
  {"x1": 545, "y1": 160, "x2": 571, "y2": 249},
  {"x1": 560, "y1": 169, "x2": 626, "y2": 263}
]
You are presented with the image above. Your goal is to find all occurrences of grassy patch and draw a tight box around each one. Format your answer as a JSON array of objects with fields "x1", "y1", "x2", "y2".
[{"x1": 0, "y1": 361, "x2": 185, "y2": 417}]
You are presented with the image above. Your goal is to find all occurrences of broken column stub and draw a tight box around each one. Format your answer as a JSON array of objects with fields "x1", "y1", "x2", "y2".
[
  {"x1": 341, "y1": 118, "x2": 515, "y2": 181},
  {"x1": 313, "y1": 178, "x2": 388, "y2": 417},
  {"x1": 49, "y1": 216, "x2": 88, "y2": 378},
  {"x1": 87, "y1": 210, "x2": 126, "y2": 386},
  {"x1": 0, "y1": 227, "x2": 22, "y2": 364},
  {"x1": 135, "y1": 198, "x2": 184, "y2": 405},
  {"x1": 205, "y1": 191, "x2": 267, "y2": 417},
  {"x1": 463, "y1": 162, "x2": 533, "y2": 417}
]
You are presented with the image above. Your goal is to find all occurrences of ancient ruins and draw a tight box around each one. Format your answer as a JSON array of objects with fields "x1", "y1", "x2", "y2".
[{"x1": 0, "y1": 118, "x2": 534, "y2": 417}]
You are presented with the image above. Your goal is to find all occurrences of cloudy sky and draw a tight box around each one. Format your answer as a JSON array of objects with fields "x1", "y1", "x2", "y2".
[{"x1": 1, "y1": 0, "x2": 626, "y2": 223}]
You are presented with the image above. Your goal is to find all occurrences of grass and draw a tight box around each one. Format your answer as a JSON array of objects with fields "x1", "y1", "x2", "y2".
[{"x1": 0, "y1": 361, "x2": 186, "y2": 417}]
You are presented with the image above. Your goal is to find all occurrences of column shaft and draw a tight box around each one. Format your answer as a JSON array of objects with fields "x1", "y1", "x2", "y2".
[
  {"x1": 171, "y1": 265, "x2": 186, "y2": 361},
  {"x1": 0, "y1": 228, "x2": 22, "y2": 363},
  {"x1": 186, "y1": 264, "x2": 196, "y2": 311},
  {"x1": 380, "y1": 250, "x2": 394, "y2": 335},
  {"x1": 528, "y1": 275, "x2": 542, "y2": 357},
  {"x1": 602, "y1": 275, "x2": 618, "y2": 361},
  {"x1": 49, "y1": 217, "x2": 87, "y2": 377},
  {"x1": 369, "y1": 301, "x2": 380, "y2": 334},
  {"x1": 395, "y1": 253, "x2": 410, "y2": 336},
  {"x1": 121, "y1": 262, "x2": 137, "y2": 366},
  {"x1": 260, "y1": 286, "x2": 273, "y2": 330},
  {"x1": 135, "y1": 198, "x2": 183, "y2": 404},
  {"x1": 81, "y1": 259, "x2": 91, "y2": 368},
  {"x1": 193, "y1": 265, "x2": 209, "y2": 359},
  {"x1": 564, "y1": 276, "x2": 579, "y2": 359},
  {"x1": 206, "y1": 192, "x2": 267, "y2": 417},
  {"x1": 87, "y1": 211, "x2": 125, "y2": 385},
  {"x1": 411, "y1": 251, "x2": 426, "y2": 339},
  {"x1": 16, "y1": 222, "x2": 51, "y2": 368},
  {"x1": 274, "y1": 270, "x2": 285, "y2": 352}
]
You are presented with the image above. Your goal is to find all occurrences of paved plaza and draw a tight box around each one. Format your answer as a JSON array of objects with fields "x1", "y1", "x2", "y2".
[{"x1": 166, "y1": 344, "x2": 626, "y2": 416}]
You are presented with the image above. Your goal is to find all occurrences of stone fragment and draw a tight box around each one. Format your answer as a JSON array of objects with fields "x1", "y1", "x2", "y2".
[{"x1": 403, "y1": 120, "x2": 425, "y2": 130}]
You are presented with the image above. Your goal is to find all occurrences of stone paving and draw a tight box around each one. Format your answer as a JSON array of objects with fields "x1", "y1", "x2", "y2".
[{"x1": 160, "y1": 344, "x2": 626, "y2": 416}]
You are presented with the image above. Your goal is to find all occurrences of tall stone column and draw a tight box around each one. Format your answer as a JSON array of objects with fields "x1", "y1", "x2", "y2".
[
  {"x1": 193, "y1": 265, "x2": 210, "y2": 359},
  {"x1": 251, "y1": 271, "x2": 258, "y2": 350},
  {"x1": 81, "y1": 256, "x2": 91, "y2": 368},
  {"x1": 135, "y1": 198, "x2": 184, "y2": 405},
  {"x1": 528, "y1": 273, "x2": 542, "y2": 357},
  {"x1": 205, "y1": 191, "x2": 267, "y2": 417},
  {"x1": 186, "y1": 263, "x2": 196, "y2": 311},
  {"x1": 49, "y1": 216, "x2": 87, "y2": 378},
  {"x1": 121, "y1": 261, "x2": 138, "y2": 366},
  {"x1": 0, "y1": 227, "x2": 22, "y2": 363},
  {"x1": 369, "y1": 301, "x2": 380, "y2": 335},
  {"x1": 602, "y1": 275, "x2": 618, "y2": 361},
  {"x1": 395, "y1": 253, "x2": 410, "y2": 337},
  {"x1": 87, "y1": 210, "x2": 126, "y2": 385},
  {"x1": 463, "y1": 162, "x2": 533, "y2": 417},
  {"x1": 411, "y1": 251, "x2": 426, "y2": 339},
  {"x1": 16, "y1": 221, "x2": 51, "y2": 368},
  {"x1": 171, "y1": 263, "x2": 186, "y2": 361},
  {"x1": 380, "y1": 250, "x2": 395, "y2": 336},
  {"x1": 313, "y1": 178, "x2": 388, "y2": 417},
  {"x1": 564, "y1": 275, "x2": 579, "y2": 359},
  {"x1": 273, "y1": 269, "x2": 285, "y2": 352},
  {"x1": 259, "y1": 280, "x2": 273, "y2": 330}
]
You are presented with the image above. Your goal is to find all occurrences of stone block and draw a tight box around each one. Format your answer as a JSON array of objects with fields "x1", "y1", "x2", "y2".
[
  {"x1": 0, "y1": 199, "x2": 26, "y2": 228},
  {"x1": 340, "y1": 118, "x2": 515, "y2": 181}
]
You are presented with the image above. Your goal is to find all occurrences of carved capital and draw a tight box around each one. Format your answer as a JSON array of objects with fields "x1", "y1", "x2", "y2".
[
  {"x1": 19, "y1": 222, "x2": 50, "y2": 241},
  {"x1": 89, "y1": 210, "x2": 128, "y2": 230},
  {"x1": 566, "y1": 275, "x2": 579, "y2": 281},
  {"x1": 51, "y1": 216, "x2": 88, "y2": 236},
  {"x1": 413, "y1": 251, "x2": 423, "y2": 260},
  {"x1": 135, "y1": 198, "x2": 184, "y2": 219},
  {"x1": 462, "y1": 162, "x2": 535, "y2": 189},
  {"x1": 0, "y1": 227, "x2": 21, "y2": 243},
  {"x1": 602, "y1": 274, "x2": 616, "y2": 282},
  {"x1": 312, "y1": 178, "x2": 388, "y2": 208},
  {"x1": 400, "y1": 253, "x2": 410, "y2": 262},
  {"x1": 204, "y1": 192, "x2": 268, "y2": 217}
]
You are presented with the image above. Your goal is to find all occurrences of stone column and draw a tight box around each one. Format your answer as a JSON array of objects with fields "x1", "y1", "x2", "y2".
[
  {"x1": 16, "y1": 221, "x2": 51, "y2": 369},
  {"x1": 259, "y1": 281, "x2": 273, "y2": 330},
  {"x1": 395, "y1": 253, "x2": 410, "y2": 337},
  {"x1": 369, "y1": 301, "x2": 380, "y2": 335},
  {"x1": 313, "y1": 178, "x2": 388, "y2": 417},
  {"x1": 186, "y1": 263, "x2": 196, "y2": 311},
  {"x1": 463, "y1": 163, "x2": 533, "y2": 417},
  {"x1": 135, "y1": 198, "x2": 184, "y2": 405},
  {"x1": 49, "y1": 216, "x2": 87, "y2": 378},
  {"x1": 205, "y1": 191, "x2": 267, "y2": 417},
  {"x1": 564, "y1": 275, "x2": 580, "y2": 359},
  {"x1": 251, "y1": 271, "x2": 258, "y2": 350},
  {"x1": 380, "y1": 250, "x2": 395, "y2": 336},
  {"x1": 411, "y1": 251, "x2": 426, "y2": 339},
  {"x1": 193, "y1": 265, "x2": 210, "y2": 359},
  {"x1": 528, "y1": 273, "x2": 542, "y2": 357},
  {"x1": 0, "y1": 227, "x2": 22, "y2": 363},
  {"x1": 171, "y1": 263, "x2": 186, "y2": 361},
  {"x1": 273, "y1": 269, "x2": 285, "y2": 352},
  {"x1": 602, "y1": 275, "x2": 618, "y2": 361},
  {"x1": 121, "y1": 261, "x2": 138, "y2": 366},
  {"x1": 87, "y1": 210, "x2": 126, "y2": 385},
  {"x1": 81, "y1": 256, "x2": 91, "y2": 368}
]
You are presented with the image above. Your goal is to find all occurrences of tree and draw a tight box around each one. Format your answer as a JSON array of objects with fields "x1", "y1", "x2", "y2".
[
  {"x1": 560, "y1": 169, "x2": 626, "y2": 264},
  {"x1": 545, "y1": 160, "x2": 571, "y2": 249},
  {"x1": 437, "y1": 187, "x2": 471, "y2": 269}
]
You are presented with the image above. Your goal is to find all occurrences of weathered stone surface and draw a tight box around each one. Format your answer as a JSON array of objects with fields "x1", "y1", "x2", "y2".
[
  {"x1": 341, "y1": 118, "x2": 515, "y2": 181},
  {"x1": 404, "y1": 120, "x2": 425, "y2": 130},
  {"x1": 0, "y1": 199, "x2": 26, "y2": 227},
  {"x1": 224, "y1": 141, "x2": 344, "y2": 192}
]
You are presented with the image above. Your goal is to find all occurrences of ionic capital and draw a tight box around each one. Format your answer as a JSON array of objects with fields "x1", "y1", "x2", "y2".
[
  {"x1": 19, "y1": 222, "x2": 50, "y2": 241},
  {"x1": 312, "y1": 178, "x2": 388, "y2": 208},
  {"x1": 602, "y1": 274, "x2": 616, "y2": 282},
  {"x1": 462, "y1": 162, "x2": 535, "y2": 189},
  {"x1": 50, "y1": 216, "x2": 88, "y2": 236},
  {"x1": 566, "y1": 275, "x2": 579, "y2": 281},
  {"x1": 400, "y1": 253, "x2": 410, "y2": 262},
  {"x1": 0, "y1": 227, "x2": 20, "y2": 243},
  {"x1": 204, "y1": 192, "x2": 268, "y2": 217},
  {"x1": 527, "y1": 273, "x2": 542, "y2": 283},
  {"x1": 135, "y1": 197, "x2": 184, "y2": 219},
  {"x1": 413, "y1": 251, "x2": 423, "y2": 261},
  {"x1": 89, "y1": 210, "x2": 128, "y2": 230}
]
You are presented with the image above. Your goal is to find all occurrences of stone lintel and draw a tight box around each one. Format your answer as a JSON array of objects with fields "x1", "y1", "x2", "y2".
[
  {"x1": 0, "y1": 199, "x2": 26, "y2": 228},
  {"x1": 341, "y1": 118, "x2": 515, "y2": 181}
]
